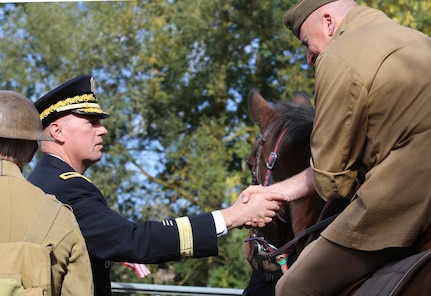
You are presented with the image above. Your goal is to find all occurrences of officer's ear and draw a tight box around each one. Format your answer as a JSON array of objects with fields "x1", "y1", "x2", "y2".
[{"x1": 46, "y1": 120, "x2": 65, "y2": 143}]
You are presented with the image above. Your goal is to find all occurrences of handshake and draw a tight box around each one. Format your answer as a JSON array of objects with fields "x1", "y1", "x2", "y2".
[{"x1": 220, "y1": 185, "x2": 288, "y2": 230}]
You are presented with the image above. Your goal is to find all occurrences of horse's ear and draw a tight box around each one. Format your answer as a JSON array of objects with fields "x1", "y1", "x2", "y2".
[
  {"x1": 247, "y1": 88, "x2": 276, "y2": 129},
  {"x1": 292, "y1": 91, "x2": 313, "y2": 108}
]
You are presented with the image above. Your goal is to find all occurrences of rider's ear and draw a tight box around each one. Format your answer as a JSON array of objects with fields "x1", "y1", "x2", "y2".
[{"x1": 323, "y1": 12, "x2": 335, "y2": 37}]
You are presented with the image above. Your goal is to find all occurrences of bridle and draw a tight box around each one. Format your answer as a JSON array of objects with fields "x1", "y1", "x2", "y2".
[
  {"x1": 252, "y1": 122, "x2": 289, "y2": 187},
  {"x1": 252, "y1": 122, "x2": 290, "y2": 226},
  {"x1": 247, "y1": 122, "x2": 293, "y2": 272},
  {"x1": 248, "y1": 121, "x2": 339, "y2": 273}
]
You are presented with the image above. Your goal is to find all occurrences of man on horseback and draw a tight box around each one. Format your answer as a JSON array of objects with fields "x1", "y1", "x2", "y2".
[{"x1": 241, "y1": 0, "x2": 431, "y2": 295}]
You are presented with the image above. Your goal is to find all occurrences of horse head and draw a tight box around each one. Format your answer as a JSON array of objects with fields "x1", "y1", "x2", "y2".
[{"x1": 244, "y1": 88, "x2": 325, "y2": 280}]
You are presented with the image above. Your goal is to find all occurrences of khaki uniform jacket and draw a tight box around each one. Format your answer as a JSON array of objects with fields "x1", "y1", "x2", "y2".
[
  {"x1": 0, "y1": 160, "x2": 93, "y2": 295},
  {"x1": 311, "y1": 6, "x2": 431, "y2": 250}
]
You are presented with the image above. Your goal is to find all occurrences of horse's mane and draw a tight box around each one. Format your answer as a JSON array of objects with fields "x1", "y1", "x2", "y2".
[{"x1": 273, "y1": 102, "x2": 315, "y2": 146}]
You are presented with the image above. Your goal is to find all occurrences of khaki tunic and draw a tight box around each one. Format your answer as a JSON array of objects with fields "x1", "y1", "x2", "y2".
[
  {"x1": 0, "y1": 160, "x2": 93, "y2": 295},
  {"x1": 311, "y1": 6, "x2": 431, "y2": 250}
]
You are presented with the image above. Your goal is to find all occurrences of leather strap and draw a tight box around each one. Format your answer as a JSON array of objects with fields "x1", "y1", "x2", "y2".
[{"x1": 24, "y1": 195, "x2": 62, "y2": 244}]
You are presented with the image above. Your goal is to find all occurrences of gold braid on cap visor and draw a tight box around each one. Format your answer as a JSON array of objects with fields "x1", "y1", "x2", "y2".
[{"x1": 39, "y1": 93, "x2": 101, "y2": 120}]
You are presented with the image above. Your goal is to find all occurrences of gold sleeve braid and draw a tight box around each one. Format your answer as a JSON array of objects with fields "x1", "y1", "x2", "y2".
[{"x1": 175, "y1": 217, "x2": 194, "y2": 259}]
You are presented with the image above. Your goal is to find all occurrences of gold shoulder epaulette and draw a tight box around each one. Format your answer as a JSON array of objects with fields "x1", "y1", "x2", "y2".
[{"x1": 59, "y1": 172, "x2": 92, "y2": 183}]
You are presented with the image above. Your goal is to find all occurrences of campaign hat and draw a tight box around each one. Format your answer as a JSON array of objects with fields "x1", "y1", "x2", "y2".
[
  {"x1": 35, "y1": 75, "x2": 110, "y2": 127},
  {"x1": 283, "y1": 0, "x2": 338, "y2": 39}
]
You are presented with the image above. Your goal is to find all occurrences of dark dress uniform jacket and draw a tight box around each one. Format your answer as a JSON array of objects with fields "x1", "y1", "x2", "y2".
[{"x1": 29, "y1": 154, "x2": 218, "y2": 296}]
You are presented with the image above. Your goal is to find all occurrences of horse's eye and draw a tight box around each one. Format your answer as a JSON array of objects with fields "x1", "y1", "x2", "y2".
[{"x1": 247, "y1": 161, "x2": 253, "y2": 171}]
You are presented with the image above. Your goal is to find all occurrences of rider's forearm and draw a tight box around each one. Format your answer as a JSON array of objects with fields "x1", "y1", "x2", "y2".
[{"x1": 269, "y1": 167, "x2": 316, "y2": 202}]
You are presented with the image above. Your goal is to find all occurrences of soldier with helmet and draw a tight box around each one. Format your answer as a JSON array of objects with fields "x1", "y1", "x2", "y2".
[{"x1": 0, "y1": 90, "x2": 93, "y2": 295}]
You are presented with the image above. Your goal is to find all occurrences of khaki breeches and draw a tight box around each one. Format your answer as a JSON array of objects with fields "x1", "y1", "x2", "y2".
[{"x1": 275, "y1": 236, "x2": 411, "y2": 296}]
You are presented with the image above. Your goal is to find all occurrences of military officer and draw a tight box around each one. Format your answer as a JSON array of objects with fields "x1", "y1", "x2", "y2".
[
  {"x1": 0, "y1": 90, "x2": 93, "y2": 295},
  {"x1": 28, "y1": 75, "x2": 282, "y2": 296}
]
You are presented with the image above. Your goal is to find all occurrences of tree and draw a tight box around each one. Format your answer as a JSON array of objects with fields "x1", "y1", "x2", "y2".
[{"x1": 0, "y1": 0, "x2": 429, "y2": 290}]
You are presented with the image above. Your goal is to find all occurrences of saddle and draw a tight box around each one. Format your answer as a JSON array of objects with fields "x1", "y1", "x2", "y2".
[{"x1": 341, "y1": 248, "x2": 431, "y2": 296}]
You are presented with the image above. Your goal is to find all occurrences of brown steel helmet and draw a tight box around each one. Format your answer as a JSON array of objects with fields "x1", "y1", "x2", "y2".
[{"x1": 0, "y1": 90, "x2": 53, "y2": 141}]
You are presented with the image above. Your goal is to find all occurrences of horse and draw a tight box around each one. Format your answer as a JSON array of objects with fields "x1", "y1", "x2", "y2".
[
  {"x1": 242, "y1": 88, "x2": 431, "y2": 296},
  {"x1": 243, "y1": 88, "x2": 346, "y2": 295}
]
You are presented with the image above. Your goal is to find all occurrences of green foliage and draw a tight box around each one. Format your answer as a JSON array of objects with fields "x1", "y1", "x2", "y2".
[
  {"x1": 1, "y1": 0, "x2": 429, "y2": 290},
  {"x1": 361, "y1": 0, "x2": 431, "y2": 36}
]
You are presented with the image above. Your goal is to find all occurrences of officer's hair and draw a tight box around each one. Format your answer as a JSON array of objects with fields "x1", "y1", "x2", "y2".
[{"x1": 0, "y1": 137, "x2": 37, "y2": 166}]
